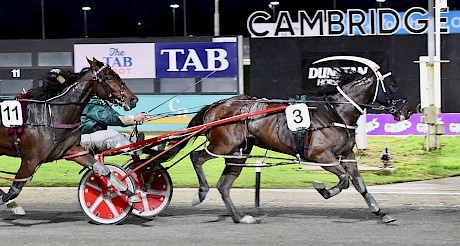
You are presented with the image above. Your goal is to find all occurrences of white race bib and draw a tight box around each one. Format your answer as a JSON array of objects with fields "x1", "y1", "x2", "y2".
[
  {"x1": 285, "y1": 104, "x2": 310, "y2": 131},
  {"x1": 1, "y1": 100, "x2": 23, "y2": 127}
]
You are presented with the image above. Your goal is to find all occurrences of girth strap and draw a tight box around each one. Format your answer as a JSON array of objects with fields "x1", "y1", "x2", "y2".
[
  {"x1": 292, "y1": 128, "x2": 307, "y2": 160},
  {"x1": 294, "y1": 132, "x2": 306, "y2": 160}
]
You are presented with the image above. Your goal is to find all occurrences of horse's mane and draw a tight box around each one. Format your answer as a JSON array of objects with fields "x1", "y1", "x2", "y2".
[
  {"x1": 310, "y1": 67, "x2": 371, "y2": 96},
  {"x1": 336, "y1": 68, "x2": 369, "y2": 86},
  {"x1": 28, "y1": 68, "x2": 91, "y2": 100}
]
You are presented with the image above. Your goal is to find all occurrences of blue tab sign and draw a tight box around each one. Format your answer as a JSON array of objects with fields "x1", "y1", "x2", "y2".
[{"x1": 155, "y1": 42, "x2": 237, "y2": 78}]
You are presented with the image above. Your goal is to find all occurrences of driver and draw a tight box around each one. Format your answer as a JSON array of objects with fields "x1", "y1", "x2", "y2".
[{"x1": 80, "y1": 97, "x2": 150, "y2": 154}]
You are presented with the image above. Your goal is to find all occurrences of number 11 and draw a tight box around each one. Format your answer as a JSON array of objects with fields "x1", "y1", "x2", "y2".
[{"x1": 11, "y1": 69, "x2": 21, "y2": 78}]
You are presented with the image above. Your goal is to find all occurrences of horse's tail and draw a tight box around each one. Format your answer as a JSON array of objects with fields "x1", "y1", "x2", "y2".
[{"x1": 156, "y1": 104, "x2": 211, "y2": 162}]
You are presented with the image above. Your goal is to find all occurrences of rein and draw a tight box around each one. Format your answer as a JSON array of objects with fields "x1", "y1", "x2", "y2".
[{"x1": 146, "y1": 70, "x2": 218, "y2": 114}]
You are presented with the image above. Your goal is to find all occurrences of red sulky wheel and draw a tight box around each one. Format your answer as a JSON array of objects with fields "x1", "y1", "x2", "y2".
[
  {"x1": 78, "y1": 163, "x2": 135, "y2": 225},
  {"x1": 127, "y1": 164, "x2": 173, "y2": 218}
]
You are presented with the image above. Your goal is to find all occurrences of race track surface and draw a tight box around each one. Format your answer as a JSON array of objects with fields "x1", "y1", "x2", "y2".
[{"x1": 0, "y1": 177, "x2": 459, "y2": 245}]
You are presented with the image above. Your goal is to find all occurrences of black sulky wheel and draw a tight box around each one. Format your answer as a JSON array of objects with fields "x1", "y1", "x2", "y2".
[
  {"x1": 126, "y1": 163, "x2": 173, "y2": 218},
  {"x1": 78, "y1": 163, "x2": 135, "y2": 225}
]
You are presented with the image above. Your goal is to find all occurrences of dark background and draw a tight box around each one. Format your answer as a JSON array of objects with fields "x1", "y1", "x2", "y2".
[
  {"x1": 250, "y1": 35, "x2": 460, "y2": 113},
  {"x1": 1, "y1": 0, "x2": 457, "y2": 39},
  {"x1": 1, "y1": 1, "x2": 459, "y2": 112}
]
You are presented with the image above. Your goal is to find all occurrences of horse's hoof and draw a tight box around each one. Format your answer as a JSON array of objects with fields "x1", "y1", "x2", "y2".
[
  {"x1": 239, "y1": 215, "x2": 259, "y2": 224},
  {"x1": 312, "y1": 181, "x2": 326, "y2": 190},
  {"x1": 192, "y1": 193, "x2": 202, "y2": 206},
  {"x1": 7, "y1": 201, "x2": 26, "y2": 215},
  {"x1": 381, "y1": 214, "x2": 396, "y2": 223}
]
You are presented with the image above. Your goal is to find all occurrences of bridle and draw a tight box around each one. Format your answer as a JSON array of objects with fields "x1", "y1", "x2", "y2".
[
  {"x1": 312, "y1": 56, "x2": 408, "y2": 116},
  {"x1": 91, "y1": 64, "x2": 126, "y2": 108},
  {"x1": 372, "y1": 73, "x2": 408, "y2": 115}
]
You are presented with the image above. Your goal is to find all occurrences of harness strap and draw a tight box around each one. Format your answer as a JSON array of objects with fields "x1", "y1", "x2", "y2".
[
  {"x1": 335, "y1": 85, "x2": 365, "y2": 114},
  {"x1": 294, "y1": 130, "x2": 306, "y2": 160},
  {"x1": 61, "y1": 150, "x2": 90, "y2": 159},
  {"x1": 332, "y1": 122, "x2": 357, "y2": 129},
  {"x1": 50, "y1": 122, "x2": 81, "y2": 129},
  {"x1": 94, "y1": 64, "x2": 108, "y2": 78},
  {"x1": 0, "y1": 172, "x2": 35, "y2": 182},
  {"x1": 13, "y1": 130, "x2": 21, "y2": 156}
]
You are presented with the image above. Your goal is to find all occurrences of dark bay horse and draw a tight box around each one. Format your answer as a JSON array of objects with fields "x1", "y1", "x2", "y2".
[
  {"x1": 0, "y1": 58, "x2": 140, "y2": 210},
  {"x1": 165, "y1": 58, "x2": 412, "y2": 224}
]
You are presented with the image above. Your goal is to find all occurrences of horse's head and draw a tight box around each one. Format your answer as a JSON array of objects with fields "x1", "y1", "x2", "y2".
[
  {"x1": 372, "y1": 73, "x2": 413, "y2": 121},
  {"x1": 87, "y1": 57, "x2": 138, "y2": 111},
  {"x1": 312, "y1": 56, "x2": 412, "y2": 122}
]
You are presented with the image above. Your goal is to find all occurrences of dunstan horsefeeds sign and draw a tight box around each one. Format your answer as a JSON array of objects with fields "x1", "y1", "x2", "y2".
[{"x1": 246, "y1": 7, "x2": 460, "y2": 38}]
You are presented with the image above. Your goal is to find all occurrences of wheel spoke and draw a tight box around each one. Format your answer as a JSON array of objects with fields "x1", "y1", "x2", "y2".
[
  {"x1": 140, "y1": 191, "x2": 150, "y2": 212},
  {"x1": 128, "y1": 165, "x2": 173, "y2": 218},
  {"x1": 105, "y1": 197, "x2": 121, "y2": 216},
  {"x1": 80, "y1": 164, "x2": 134, "y2": 224},
  {"x1": 89, "y1": 195, "x2": 104, "y2": 213}
]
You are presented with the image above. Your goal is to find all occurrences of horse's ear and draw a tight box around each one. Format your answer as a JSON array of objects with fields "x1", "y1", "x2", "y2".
[
  {"x1": 93, "y1": 57, "x2": 103, "y2": 65},
  {"x1": 92, "y1": 57, "x2": 105, "y2": 68},
  {"x1": 87, "y1": 57, "x2": 98, "y2": 71},
  {"x1": 87, "y1": 57, "x2": 102, "y2": 71}
]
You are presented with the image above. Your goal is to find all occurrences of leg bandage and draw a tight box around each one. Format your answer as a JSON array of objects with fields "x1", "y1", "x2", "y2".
[{"x1": 2, "y1": 182, "x2": 25, "y2": 203}]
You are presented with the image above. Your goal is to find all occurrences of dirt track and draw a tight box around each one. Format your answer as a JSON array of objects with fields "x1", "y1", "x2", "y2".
[{"x1": 0, "y1": 177, "x2": 459, "y2": 245}]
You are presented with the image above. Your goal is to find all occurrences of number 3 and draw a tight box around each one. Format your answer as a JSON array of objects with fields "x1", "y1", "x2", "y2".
[
  {"x1": 285, "y1": 104, "x2": 310, "y2": 131},
  {"x1": 293, "y1": 109, "x2": 303, "y2": 123}
]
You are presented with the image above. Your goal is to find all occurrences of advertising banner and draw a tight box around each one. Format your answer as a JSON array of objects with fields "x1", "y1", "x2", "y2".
[
  {"x1": 300, "y1": 53, "x2": 388, "y2": 96},
  {"x1": 366, "y1": 113, "x2": 460, "y2": 135},
  {"x1": 155, "y1": 42, "x2": 237, "y2": 78},
  {"x1": 248, "y1": 8, "x2": 460, "y2": 38},
  {"x1": 74, "y1": 43, "x2": 156, "y2": 78}
]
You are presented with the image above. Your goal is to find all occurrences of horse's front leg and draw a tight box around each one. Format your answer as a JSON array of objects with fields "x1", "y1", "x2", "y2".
[
  {"x1": 67, "y1": 145, "x2": 141, "y2": 203},
  {"x1": 0, "y1": 157, "x2": 38, "y2": 215},
  {"x1": 343, "y1": 161, "x2": 396, "y2": 223},
  {"x1": 309, "y1": 151, "x2": 350, "y2": 199},
  {"x1": 1, "y1": 181, "x2": 26, "y2": 204},
  {"x1": 1, "y1": 182, "x2": 27, "y2": 215}
]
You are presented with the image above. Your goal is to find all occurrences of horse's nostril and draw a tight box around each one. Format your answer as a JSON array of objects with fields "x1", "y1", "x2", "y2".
[{"x1": 130, "y1": 97, "x2": 138, "y2": 107}]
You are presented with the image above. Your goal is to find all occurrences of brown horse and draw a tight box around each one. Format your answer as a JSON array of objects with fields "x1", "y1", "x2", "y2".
[
  {"x1": 0, "y1": 57, "x2": 140, "y2": 210},
  {"x1": 164, "y1": 59, "x2": 412, "y2": 224}
]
